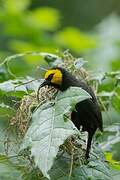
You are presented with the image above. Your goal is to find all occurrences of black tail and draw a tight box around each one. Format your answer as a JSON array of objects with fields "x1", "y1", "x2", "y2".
[{"x1": 85, "y1": 131, "x2": 95, "y2": 159}]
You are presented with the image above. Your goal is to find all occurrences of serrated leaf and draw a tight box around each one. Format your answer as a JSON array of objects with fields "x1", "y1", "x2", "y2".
[
  {"x1": 21, "y1": 87, "x2": 91, "y2": 179},
  {"x1": 0, "y1": 78, "x2": 42, "y2": 93},
  {"x1": 49, "y1": 147, "x2": 112, "y2": 180},
  {"x1": 73, "y1": 161, "x2": 111, "y2": 180}
]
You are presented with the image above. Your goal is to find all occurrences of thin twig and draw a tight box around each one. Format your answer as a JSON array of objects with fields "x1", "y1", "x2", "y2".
[
  {"x1": 0, "y1": 154, "x2": 22, "y2": 162},
  {"x1": 68, "y1": 144, "x2": 74, "y2": 180},
  {"x1": 14, "y1": 78, "x2": 41, "y2": 89},
  {"x1": 105, "y1": 160, "x2": 120, "y2": 165}
]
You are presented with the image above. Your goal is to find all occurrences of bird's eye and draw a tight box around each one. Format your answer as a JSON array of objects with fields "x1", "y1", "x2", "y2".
[{"x1": 47, "y1": 73, "x2": 54, "y2": 81}]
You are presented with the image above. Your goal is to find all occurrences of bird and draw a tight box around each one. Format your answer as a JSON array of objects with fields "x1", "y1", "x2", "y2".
[{"x1": 38, "y1": 67, "x2": 103, "y2": 159}]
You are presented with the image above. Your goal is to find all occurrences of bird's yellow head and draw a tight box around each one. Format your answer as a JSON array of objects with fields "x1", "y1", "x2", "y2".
[
  {"x1": 44, "y1": 69, "x2": 62, "y2": 85},
  {"x1": 39, "y1": 67, "x2": 74, "y2": 91},
  {"x1": 39, "y1": 68, "x2": 63, "y2": 90}
]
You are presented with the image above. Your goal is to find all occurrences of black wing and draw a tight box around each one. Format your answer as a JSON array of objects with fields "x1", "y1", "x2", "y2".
[{"x1": 71, "y1": 98, "x2": 103, "y2": 132}]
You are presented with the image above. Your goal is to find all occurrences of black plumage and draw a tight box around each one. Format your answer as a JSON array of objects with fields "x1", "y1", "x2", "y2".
[{"x1": 40, "y1": 67, "x2": 103, "y2": 158}]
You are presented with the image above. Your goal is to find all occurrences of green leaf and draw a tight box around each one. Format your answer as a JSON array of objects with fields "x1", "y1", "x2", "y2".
[
  {"x1": 49, "y1": 148, "x2": 112, "y2": 180},
  {"x1": 41, "y1": 52, "x2": 59, "y2": 62},
  {"x1": 3, "y1": 0, "x2": 30, "y2": 13},
  {"x1": 73, "y1": 160, "x2": 111, "y2": 180},
  {"x1": 0, "y1": 154, "x2": 23, "y2": 180},
  {"x1": 105, "y1": 152, "x2": 120, "y2": 171},
  {"x1": 55, "y1": 27, "x2": 96, "y2": 53},
  {"x1": 74, "y1": 58, "x2": 87, "y2": 70},
  {"x1": 98, "y1": 91, "x2": 114, "y2": 97},
  {"x1": 21, "y1": 87, "x2": 91, "y2": 179},
  {"x1": 30, "y1": 7, "x2": 60, "y2": 31},
  {"x1": 112, "y1": 86, "x2": 120, "y2": 113},
  {"x1": 89, "y1": 72, "x2": 105, "y2": 84},
  {"x1": 0, "y1": 103, "x2": 15, "y2": 118},
  {"x1": 0, "y1": 78, "x2": 41, "y2": 93},
  {"x1": 0, "y1": 63, "x2": 15, "y2": 82}
]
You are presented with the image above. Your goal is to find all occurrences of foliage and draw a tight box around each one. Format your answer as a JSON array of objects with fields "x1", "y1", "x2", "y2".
[
  {"x1": 0, "y1": 0, "x2": 97, "y2": 77},
  {"x1": 0, "y1": 51, "x2": 119, "y2": 180},
  {"x1": 21, "y1": 87, "x2": 91, "y2": 178},
  {"x1": 0, "y1": 0, "x2": 120, "y2": 179}
]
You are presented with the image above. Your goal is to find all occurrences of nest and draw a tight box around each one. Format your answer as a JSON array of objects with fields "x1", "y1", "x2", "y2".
[
  {"x1": 62, "y1": 51, "x2": 89, "y2": 80},
  {"x1": 10, "y1": 86, "x2": 58, "y2": 137}
]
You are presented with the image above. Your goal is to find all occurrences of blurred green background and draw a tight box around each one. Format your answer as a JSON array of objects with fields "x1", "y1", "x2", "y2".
[
  {"x1": 0, "y1": 0, "x2": 120, "y2": 178},
  {"x1": 0, "y1": 0, "x2": 120, "y2": 77}
]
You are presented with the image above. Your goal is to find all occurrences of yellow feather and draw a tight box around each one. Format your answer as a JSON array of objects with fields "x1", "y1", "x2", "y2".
[{"x1": 44, "y1": 69, "x2": 62, "y2": 85}]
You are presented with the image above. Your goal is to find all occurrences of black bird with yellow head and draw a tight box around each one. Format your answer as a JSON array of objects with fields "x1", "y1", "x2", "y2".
[{"x1": 39, "y1": 67, "x2": 103, "y2": 159}]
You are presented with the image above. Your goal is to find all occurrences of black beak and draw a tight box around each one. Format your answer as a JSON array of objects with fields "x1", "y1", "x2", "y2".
[{"x1": 39, "y1": 80, "x2": 50, "y2": 88}]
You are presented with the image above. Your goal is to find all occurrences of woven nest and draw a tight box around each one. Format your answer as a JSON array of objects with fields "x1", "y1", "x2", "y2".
[{"x1": 10, "y1": 86, "x2": 58, "y2": 137}]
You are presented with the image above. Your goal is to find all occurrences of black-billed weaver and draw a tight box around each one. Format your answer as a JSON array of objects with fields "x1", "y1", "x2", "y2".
[{"x1": 39, "y1": 67, "x2": 103, "y2": 158}]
